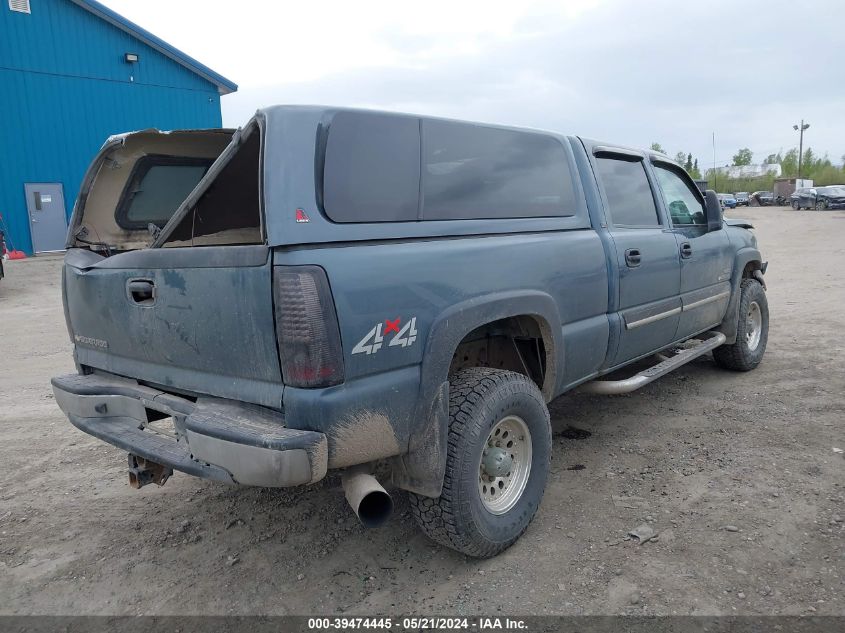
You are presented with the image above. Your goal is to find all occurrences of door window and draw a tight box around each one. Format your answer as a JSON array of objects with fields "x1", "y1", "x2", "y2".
[
  {"x1": 595, "y1": 157, "x2": 660, "y2": 226},
  {"x1": 653, "y1": 165, "x2": 706, "y2": 226}
]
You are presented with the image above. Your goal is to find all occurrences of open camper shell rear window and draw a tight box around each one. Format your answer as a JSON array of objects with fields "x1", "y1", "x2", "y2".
[{"x1": 154, "y1": 122, "x2": 264, "y2": 248}]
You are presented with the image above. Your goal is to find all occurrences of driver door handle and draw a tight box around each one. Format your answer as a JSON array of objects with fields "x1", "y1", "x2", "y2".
[{"x1": 680, "y1": 242, "x2": 693, "y2": 259}]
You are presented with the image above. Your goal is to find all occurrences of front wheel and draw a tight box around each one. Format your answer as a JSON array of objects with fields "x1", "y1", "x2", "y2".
[
  {"x1": 409, "y1": 368, "x2": 551, "y2": 558},
  {"x1": 713, "y1": 279, "x2": 768, "y2": 371},
  {"x1": 792, "y1": 200, "x2": 800, "y2": 211},
  {"x1": 816, "y1": 199, "x2": 827, "y2": 211}
]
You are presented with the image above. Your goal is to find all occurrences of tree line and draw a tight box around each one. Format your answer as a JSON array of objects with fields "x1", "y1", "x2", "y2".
[{"x1": 649, "y1": 143, "x2": 845, "y2": 191}]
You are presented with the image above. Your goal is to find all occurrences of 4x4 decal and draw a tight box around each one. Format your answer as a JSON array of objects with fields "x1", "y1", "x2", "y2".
[{"x1": 352, "y1": 317, "x2": 418, "y2": 355}]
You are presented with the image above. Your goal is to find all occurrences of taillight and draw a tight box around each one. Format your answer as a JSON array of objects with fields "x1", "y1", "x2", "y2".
[{"x1": 273, "y1": 265, "x2": 344, "y2": 388}]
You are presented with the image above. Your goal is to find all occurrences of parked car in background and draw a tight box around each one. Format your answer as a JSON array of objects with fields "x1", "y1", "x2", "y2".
[
  {"x1": 791, "y1": 187, "x2": 816, "y2": 210},
  {"x1": 750, "y1": 191, "x2": 774, "y2": 206},
  {"x1": 793, "y1": 186, "x2": 845, "y2": 210},
  {"x1": 733, "y1": 192, "x2": 750, "y2": 206},
  {"x1": 812, "y1": 186, "x2": 845, "y2": 210},
  {"x1": 717, "y1": 193, "x2": 737, "y2": 209}
]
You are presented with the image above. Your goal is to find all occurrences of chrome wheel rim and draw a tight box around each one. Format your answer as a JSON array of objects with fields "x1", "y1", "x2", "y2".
[
  {"x1": 478, "y1": 415, "x2": 532, "y2": 515},
  {"x1": 746, "y1": 301, "x2": 763, "y2": 351}
]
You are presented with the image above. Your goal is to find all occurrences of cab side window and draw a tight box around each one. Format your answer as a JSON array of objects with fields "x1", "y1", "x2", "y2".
[
  {"x1": 595, "y1": 156, "x2": 660, "y2": 227},
  {"x1": 653, "y1": 165, "x2": 706, "y2": 226}
]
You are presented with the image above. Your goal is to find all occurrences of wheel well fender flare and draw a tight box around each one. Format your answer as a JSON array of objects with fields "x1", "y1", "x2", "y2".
[
  {"x1": 716, "y1": 247, "x2": 763, "y2": 344},
  {"x1": 421, "y1": 290, "x2": 562, "y2": 402},
  {"x1": 392, "y1": 291, "x2": 562, "y2": 497}
]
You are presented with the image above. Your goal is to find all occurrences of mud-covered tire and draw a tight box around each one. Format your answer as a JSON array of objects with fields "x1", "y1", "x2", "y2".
[
  {"x1": 713, "y1": 279, "x2": 768, "y2": 371},
  {"x1": 409, "y1": 368, "x2": 551, "y2": 558}
]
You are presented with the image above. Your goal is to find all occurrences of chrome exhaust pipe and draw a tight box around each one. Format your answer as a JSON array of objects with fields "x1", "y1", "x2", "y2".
[{"x1": 342, "y1": 467, "x2": 393, "y2": 528}]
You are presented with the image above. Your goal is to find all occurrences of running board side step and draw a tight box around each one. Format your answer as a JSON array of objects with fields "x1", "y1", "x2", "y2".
[{"x1": 581, "y1": 332, "x2": 727, "y2": 395}]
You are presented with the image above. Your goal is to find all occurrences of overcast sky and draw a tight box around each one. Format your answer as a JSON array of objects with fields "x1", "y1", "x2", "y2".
[{"x1": 106, "y1": 0, "x2": 845, "y2": 167}]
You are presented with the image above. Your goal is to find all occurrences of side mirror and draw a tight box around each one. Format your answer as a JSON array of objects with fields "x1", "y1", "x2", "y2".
[{"x1": 703, "y1": 190, "x2": 723, "y2": 231}]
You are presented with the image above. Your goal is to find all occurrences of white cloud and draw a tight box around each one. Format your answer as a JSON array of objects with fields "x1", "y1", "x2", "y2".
[{"x1": 102, "y1": 0, "x2": 845, "y2": 166}]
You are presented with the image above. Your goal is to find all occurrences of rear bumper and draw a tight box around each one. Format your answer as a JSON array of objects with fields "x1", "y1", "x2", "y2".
[{"x1": 52, "y1": 373, "x2": 328, "y2": 487}]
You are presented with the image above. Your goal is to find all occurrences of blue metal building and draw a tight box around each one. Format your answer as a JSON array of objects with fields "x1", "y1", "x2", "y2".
[{"x1": 0, "y1": 0, "x2": 236, "y2": 254}]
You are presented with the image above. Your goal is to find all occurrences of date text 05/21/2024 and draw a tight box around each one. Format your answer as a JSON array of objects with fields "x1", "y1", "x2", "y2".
[{"x1": 307, "y1": 617, "x2": 528, "y2": 630}]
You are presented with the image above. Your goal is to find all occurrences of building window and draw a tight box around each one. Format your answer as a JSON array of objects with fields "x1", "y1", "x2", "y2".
[{"x1": 9, "y1": 0, "x2": 31, "y2": 14}]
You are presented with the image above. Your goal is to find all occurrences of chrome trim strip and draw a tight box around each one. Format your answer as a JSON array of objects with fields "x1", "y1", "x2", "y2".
[
  {"x1": 626, "y1": 306, "x2": 682, "y2": 330},
  {"x1": 683, "y1": 290, "x2": 730, "y2": 312}
]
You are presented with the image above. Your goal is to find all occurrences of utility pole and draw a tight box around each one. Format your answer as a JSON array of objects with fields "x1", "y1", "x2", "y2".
[
  {"x1": 793, "y1": 120, "x2": 810, "y2": 180},
  {"x1": 712, "y1": 132, "x2": 716, "y2": 191}
]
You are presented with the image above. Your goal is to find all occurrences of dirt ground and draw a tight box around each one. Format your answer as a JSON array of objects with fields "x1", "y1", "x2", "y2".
[{"x1": 0, "y1": 206, "x2": 843, "y2": 616}]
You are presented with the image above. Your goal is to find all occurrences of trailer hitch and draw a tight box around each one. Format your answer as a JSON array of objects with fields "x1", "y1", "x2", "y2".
[{"x1": 128, "y1": 453, "x2": 173, "y2": 489}]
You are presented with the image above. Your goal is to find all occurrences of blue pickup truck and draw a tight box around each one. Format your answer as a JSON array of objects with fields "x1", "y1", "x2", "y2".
[{"x1": 52, "y1": 106, "x2": 768, "y2": 557}]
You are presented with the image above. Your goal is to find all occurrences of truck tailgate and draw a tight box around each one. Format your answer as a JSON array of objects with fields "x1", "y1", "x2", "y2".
[{"x1": 63, "y1": 246, "x2": 284, "y2": 408}]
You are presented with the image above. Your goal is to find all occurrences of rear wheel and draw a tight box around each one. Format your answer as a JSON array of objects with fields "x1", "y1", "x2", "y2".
[
  {"x1": 792, "y1": 200, "x2": 800, "y2": 211},
  {"x1": 409, "y1": 368, "x2": 551, "y2": 558},
  {"x1": 816, "y1": 198, "x2": 827, "y2": 211},
  {"x1": 713, "y1": 279, "x2": 768, "y2": 371}
]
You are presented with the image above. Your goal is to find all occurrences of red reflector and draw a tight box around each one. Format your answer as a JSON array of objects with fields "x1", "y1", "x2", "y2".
[{"x1": 295, "y1": 208, "x2": 310, "y2": 223}]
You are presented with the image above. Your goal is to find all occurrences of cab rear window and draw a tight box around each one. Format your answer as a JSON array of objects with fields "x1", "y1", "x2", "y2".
[
  {"x1": 321, "y1": 112, "x2": 576, "y2": 223},
  {"x1": 115, "y1": 155, "x2": 213, "y2": 230}
]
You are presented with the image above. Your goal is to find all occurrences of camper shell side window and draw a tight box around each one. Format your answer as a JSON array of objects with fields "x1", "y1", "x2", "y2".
[{"x1": 320, "y1": 112, "x2": 577, "y2": 224}]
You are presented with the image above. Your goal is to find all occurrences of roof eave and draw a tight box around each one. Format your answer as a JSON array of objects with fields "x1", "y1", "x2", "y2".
[{"x1": 70, "y1": 0, "x2": 237, "y2": 95}]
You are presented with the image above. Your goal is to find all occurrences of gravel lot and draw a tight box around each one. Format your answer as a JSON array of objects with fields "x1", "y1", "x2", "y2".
[{"x1": 1, "y1": 206, "x2": 843, "y2": 616}]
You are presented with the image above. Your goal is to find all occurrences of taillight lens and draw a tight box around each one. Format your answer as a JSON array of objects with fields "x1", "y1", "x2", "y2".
[{"x1": 273, "y1": 265, "x2": 344, "y2": 388}]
